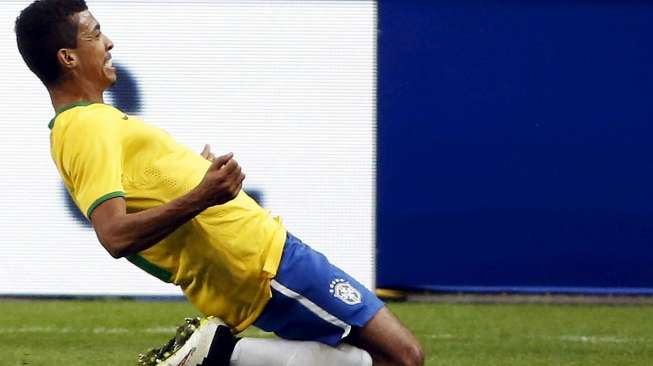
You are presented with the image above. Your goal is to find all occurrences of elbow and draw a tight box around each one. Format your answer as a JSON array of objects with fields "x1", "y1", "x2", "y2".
[
  {"x1": 106, "y1": 244, "x2": 126, "y2": 259},
  {"x1": 98, "y1": 233, "x2": 131, "y2": 259},
  {"x1": 91, "y1": 207, "x2": 134, "y2": 258}
]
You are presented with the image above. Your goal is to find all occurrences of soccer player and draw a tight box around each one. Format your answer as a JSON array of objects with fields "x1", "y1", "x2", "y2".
[{"x1": 15, "y1": 1, "x2": 424, "y2": 365}]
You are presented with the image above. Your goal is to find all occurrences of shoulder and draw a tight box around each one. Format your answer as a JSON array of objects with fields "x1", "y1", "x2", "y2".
[
  {"x1": 56, "y1": 103, "x2": 124, "y2": 137},
  {"x1": 71, "y1": 103, "x2": 124, "y2": 126}
]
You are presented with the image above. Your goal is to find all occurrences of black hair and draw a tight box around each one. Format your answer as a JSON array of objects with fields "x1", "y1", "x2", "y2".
[{"x1": 15, "y1": 0, "x2": 88, "y2": 86}]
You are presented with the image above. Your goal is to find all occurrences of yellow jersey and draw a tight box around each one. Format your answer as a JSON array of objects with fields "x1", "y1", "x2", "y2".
[{"x1": 49, "y1": 102, "x2": 286, "y2": 332}]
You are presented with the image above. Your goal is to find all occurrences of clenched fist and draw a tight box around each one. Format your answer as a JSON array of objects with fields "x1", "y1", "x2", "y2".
[{"x1": 196, "y1": 151, "x2": 246, "y2": 207}]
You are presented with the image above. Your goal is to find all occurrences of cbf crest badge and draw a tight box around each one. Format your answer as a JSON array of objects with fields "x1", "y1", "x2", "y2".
[{"x1": 330, "y1": 278, "x2": 362, "y2": 305}]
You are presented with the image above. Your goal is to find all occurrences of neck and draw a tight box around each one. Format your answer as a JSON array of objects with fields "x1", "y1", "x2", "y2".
[{"x1": 48, "y1": 78, "x2": 105, "y2": 112}]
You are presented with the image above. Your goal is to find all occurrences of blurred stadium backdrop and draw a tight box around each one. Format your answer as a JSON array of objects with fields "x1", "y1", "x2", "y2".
[{"x1": 1, "y1": 0, "x2": 653, "y2": 298}]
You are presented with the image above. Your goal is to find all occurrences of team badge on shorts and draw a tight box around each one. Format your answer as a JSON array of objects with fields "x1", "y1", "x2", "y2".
[{"x1": 329, "y1": 278, "x2": 362, "y2": 305}]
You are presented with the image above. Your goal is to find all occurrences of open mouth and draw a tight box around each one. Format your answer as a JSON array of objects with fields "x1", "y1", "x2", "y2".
[{"x1": 105, "y1": 55, "x2": 114, "y2": 68}]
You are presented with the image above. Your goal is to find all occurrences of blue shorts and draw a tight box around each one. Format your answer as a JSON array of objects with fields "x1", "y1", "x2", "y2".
[{"x1": 254, "y1": 233, "x2": 384, "y2": 346}]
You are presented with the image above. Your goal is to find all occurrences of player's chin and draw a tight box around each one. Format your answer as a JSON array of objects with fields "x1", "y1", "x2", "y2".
[{"x1": 104, "y1": 68, "x2": 118, "y2": 86}]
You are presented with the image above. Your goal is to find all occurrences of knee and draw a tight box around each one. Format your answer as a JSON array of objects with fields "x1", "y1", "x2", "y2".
[{"x1": 399, "y1": 340, "x2": 424, "y2": 366}]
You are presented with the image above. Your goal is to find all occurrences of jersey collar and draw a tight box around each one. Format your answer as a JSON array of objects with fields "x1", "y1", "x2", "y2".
[{"x1": 48, "y1": 101, "x2": 97, "y2": 129}]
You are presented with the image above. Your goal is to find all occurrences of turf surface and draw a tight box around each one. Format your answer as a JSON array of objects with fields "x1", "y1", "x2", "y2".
[{"x1": 1, "y1": 300, "x2": 652, "y2": 365}]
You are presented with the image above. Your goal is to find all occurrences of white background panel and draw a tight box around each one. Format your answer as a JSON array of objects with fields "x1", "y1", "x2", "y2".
[{"x1": 0, "y1": 1, "x2": 376, "y2": 295}]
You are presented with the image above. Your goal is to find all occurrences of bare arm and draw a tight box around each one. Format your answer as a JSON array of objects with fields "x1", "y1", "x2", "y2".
[{"x1": 90, "y1": 152, "x2": 245, "y2": 258}]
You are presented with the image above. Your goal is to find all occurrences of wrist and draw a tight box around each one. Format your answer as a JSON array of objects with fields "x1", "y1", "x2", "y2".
[{"x1": 186, "y1": 185, "x2": 210, "y2": 212}]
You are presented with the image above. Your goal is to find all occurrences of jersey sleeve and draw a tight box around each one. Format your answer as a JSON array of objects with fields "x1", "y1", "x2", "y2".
[{"x1": 61, "y1": 113, "x2": 125, "y2": 219}]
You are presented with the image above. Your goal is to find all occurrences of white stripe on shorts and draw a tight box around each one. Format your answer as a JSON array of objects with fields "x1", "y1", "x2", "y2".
[{"x1": 270, "y1": 279, "x2": 352, "y2": 339}]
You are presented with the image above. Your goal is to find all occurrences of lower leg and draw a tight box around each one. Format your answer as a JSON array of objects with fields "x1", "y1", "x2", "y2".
[
  {"x1": 231, "y1": 338, "x2": 372, "y2": 366},
  {"x1": 142, "y1": 318, "x2": 372, "y2": 366}
]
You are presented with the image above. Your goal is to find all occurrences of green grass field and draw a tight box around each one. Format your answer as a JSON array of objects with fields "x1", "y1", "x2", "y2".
[{"x1": 1, "y1": 299, "x2": 652, "y2": 365}]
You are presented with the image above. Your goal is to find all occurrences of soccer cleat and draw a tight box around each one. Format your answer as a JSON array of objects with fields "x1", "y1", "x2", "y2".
[{"x1": 138, "y1": 317, "x2": 239, "y2": 366}]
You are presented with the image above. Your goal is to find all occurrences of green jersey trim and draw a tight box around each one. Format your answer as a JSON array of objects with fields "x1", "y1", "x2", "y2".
[
  {"x1": 86, "y1": 191, "x2": 126, "y2": 218},
  {"x1": 48, "y1": 101, "x2": 97, "y2": 129},
  {"x1": 126, "y1": 255, "x2": 173, "y2": 283}
]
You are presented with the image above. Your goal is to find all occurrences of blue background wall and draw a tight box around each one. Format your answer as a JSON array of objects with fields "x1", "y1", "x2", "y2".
[{"x1": 377, "y1": 1, "x2": 653, "y2": 293}]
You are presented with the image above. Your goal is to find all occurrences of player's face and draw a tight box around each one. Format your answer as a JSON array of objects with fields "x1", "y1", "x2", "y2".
[{"x1": 72, "y1": 11, "x2": 116, "y2": 89}]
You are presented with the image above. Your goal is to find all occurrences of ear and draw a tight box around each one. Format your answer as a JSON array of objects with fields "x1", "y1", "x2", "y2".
[{"x1": 56, "y1": 48, "x2": 78, "y2": 70}]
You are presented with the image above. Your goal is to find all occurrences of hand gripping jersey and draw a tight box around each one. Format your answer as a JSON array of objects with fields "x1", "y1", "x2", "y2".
[{"x1": 49, "y1": 102, "x2": 286, "y2": 332}]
